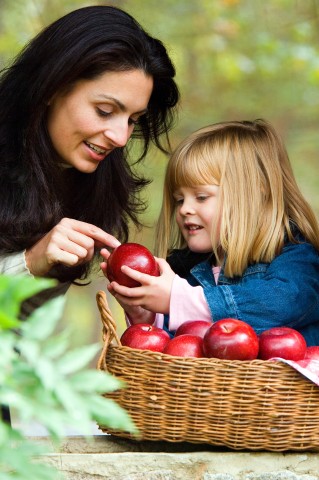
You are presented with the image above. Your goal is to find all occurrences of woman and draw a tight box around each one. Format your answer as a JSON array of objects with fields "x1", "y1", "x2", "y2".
[{"x1": 0, "y1": 5, "x2": 179, "y2": 316}]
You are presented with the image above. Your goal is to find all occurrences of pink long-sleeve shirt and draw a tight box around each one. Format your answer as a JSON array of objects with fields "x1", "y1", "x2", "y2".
[{"x1": 153, "y1": 266, "x2": 221, "y2": 331}]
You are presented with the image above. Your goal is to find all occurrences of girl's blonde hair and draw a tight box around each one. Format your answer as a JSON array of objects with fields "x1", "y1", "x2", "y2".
[{"x1": 155, "y1": 119, "x2": 319, "y2": 277}]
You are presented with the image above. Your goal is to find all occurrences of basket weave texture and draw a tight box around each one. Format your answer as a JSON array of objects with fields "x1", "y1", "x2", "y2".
[{"x1": 96, "y1": 290, "x2": 319, "y2": 451}]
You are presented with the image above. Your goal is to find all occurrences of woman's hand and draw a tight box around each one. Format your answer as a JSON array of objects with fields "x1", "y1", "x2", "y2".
[
  {"x1": 102, "y1": 257, "x2": 175, "y2": 316},
  {"x1": 25, "y1": 218, "x2": 121, "y2": 277}
]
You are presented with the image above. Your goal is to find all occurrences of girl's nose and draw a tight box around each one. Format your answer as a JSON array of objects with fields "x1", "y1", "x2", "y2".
[
  {"x1": 179, "y1": 199, "x2": 196, "y2": 216},
  {"x1": 104, "y1": 120, "x2": 133, "y2": 148}
]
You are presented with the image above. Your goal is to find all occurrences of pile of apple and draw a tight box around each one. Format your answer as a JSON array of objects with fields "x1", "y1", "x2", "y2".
[
  {"x1": 120, "y1": 318, "x2": 319, "y2": 362},
  {"x1": 106, "y1": 242, "x2": 318, "y2": 362}
]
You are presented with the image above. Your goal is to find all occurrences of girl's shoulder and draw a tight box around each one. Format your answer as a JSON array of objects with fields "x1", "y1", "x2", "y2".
[
  {"x1": 283, "y1": 237, "x2": 319, "y2": 259},
  {"x1": 167, "y1": 248, "x2": 211, "y2": 278}
]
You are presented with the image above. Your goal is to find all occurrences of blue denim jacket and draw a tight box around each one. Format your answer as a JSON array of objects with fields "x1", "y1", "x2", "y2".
[{"x1": 166, "y1": 241, "x2": 319, "y2": 346}]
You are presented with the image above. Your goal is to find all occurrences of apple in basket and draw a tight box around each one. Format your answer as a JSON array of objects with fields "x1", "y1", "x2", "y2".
[
  {"x1": 299, "y1": 346, "x2": 319, "y2": 375},
  {"x1": 304, "y1": 346, "x2": 319, "y2": 360},
  {"x1": 120, "y1": 324, "x2": 170, "y2": 352},
  {"x1": 163, "y1": 334, "x2": 204, "y2": 358},
  {"x1": 258, "y1": 327, "x2": 307, "y2": 361},
  {"x1": 203, "y1": 318, "x2": 259, "y2": 360},
  {"x1": 174, "y1": 320, "x2": 212, "y2": 338},
  {"x1": 106, "y1": 242, "x2": 160, "y2": 288}
]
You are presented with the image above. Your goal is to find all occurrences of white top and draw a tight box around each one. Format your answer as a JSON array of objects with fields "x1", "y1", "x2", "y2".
[
  {"x1": 0, "y1": 250, "x2": 70, "y2": 318},
  {"x1": 0, "y1": 250, "x2": 31, "y2": 276}
]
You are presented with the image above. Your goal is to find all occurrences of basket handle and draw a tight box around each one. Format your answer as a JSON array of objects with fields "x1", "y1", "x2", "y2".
[{"x1": 96, "y1": 290, "x2": 121, "y2": 371}]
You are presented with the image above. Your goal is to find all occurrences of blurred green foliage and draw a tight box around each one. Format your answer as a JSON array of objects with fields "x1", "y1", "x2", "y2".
[
  {"x1": 0, "y1": 0, "x2": 318, "y2": 349},
  {"x1": 0, "y1": 274, "x2": 136, "y2": 478}
]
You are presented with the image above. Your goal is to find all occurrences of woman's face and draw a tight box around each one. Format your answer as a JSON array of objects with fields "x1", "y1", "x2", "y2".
[{"x1": 47, "y1": 69, "x2": 153, "y2": 173}]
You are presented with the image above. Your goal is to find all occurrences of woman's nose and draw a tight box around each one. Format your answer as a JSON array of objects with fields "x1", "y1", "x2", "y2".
[{"x1": 104, "y1": 120, "x2": 133, "y2": 148}]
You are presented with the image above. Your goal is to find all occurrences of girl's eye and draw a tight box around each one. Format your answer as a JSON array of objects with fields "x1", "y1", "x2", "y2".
[
  {"x1": 197, "y1": 195, "x2": 208, "y2": 202},
  {"x1": 174, "y1": 198, "x2": 184, "y2": 205}
]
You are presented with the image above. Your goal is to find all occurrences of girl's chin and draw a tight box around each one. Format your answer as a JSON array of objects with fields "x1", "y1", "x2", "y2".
[{"x1": 187, "y1": 245, "x2": 212, "y2": 254}]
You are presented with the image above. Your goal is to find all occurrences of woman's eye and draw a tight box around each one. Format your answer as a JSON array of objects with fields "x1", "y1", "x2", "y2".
[
  {"x1": 128, "y1": 117, "x2": 140, "y2": 126},
  {"x1": 96, "y1": 107, "x2": 112, "y2": 117},
  {"x1": 129, "y1": 114, "x2": 145, "y2": 126}
]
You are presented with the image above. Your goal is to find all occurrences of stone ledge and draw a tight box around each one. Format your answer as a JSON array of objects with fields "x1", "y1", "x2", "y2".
[{"x1": 32, "y1": 434, "x2": 319, "y2": 480}]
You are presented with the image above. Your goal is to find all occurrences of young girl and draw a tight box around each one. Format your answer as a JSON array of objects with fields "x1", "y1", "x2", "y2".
[{"x1": 102, "y1": 119, "x2": 319, "y2": 346}]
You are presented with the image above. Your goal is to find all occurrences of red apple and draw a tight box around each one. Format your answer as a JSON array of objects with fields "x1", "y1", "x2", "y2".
[
  {"x1": 258, "y1": 327, "x2": 307, "y2": 361},
  {"x1": 163, "y1": 334, "x2": 204, "y2": 358},
  {"x1": 304, "y1": 346, "x2": 319, "y2": 360},
  {"x1": 297, "y1": 346, "x2": 319, "y2": 375},
  {"x1": 174, "y1": 320, "x2": 212, "y2": 339},
  {"x1": 120, "y1": 324, "x2": 170, "y2": 352},
  {"x1": 203, "y1": 318, "x2": 259, "y2": 360},
  {"x1": 106, "y1": 242, "x2": 160, "y2": 287}
]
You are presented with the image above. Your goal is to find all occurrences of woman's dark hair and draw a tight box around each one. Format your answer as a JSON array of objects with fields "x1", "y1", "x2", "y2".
[{"x1": 0, "y1": 5, "x2": 179, "y2": 282}]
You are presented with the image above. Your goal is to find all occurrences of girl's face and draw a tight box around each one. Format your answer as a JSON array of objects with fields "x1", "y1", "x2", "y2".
[
  {"x1": 47, "y1": 69, "x2": 153, "y2": 173},
  {"x1": 173, "y1": 185, "x2": 220, "y2": 253}
]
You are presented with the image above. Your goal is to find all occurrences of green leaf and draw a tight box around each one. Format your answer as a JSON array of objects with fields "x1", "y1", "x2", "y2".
[
  {"x1": 17, "y1": 338, "x2": 41, "y2": 365},
  {"x1": 42, "y1": 329, "x2": 71, "y2": 359},
  {"x1": 0, "y1": 275, "x2": 56, "y2": 319},
  {"x1": 0, "y1": 424, "x2": 62, "y2": 479},
  {"x1": 69, "y1": 369, "x2": 124, "y2": 393},
  {"x1": 34, "y1": 357, "x2": 59, "y2": 390},
  {"x1": 54, "y1": 380, "x2": 87, "y2": 414},
  {"x1": 88, "y1": 395, "x2": 137, "y2": 434},
  {"x1": 0, "y1": 311, "x2": 20, "y2": 329},
  {"x1": 20, "y1": 296, "x2": 66, "y2": 341},
  {"x1": 55, "y1": 343, "x2": 100, "y2": 375}
]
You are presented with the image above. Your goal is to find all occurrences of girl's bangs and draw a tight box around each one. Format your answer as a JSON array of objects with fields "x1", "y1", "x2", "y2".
[{"x1": 168, "y1": 147, "x2": 220, "y2": 193}]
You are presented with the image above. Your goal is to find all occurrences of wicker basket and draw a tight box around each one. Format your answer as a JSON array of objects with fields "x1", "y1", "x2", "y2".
[{"x1": 96, "y1": 290, "x2": 319, "y2": 451}]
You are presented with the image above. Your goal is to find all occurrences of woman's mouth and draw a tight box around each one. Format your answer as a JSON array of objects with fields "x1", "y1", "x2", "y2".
[{"x1": 85, "y1": 141, "x2": 107, "y2": 155}]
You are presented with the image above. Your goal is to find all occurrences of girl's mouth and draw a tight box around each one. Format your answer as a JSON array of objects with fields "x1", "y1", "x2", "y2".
[{"x1": 185, "y1": 224, "x2": 202, "y2": 231}]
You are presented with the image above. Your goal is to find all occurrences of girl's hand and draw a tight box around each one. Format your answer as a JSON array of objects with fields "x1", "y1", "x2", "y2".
[
  {"x1": 100, "y1": 247, "x2": 156, "y2": 325},
  {"x1": 104, "y1": 257, "x2": 175, "y2": 315},
  {"x1": 107, "y1": 281, "x2": 156, "y2": 325},
  {"x1": 25, "y1": 218, "x2": 121, "y2": 277}
]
